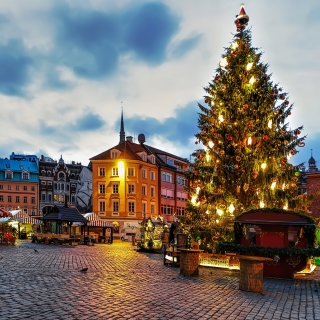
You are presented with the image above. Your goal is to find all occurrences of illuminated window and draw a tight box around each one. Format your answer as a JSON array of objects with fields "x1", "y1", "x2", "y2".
[
  {"x1": 112, "y1": 168, "x2": 118, "y2": 176},
  {"x1": 128, "y1": 168, "x2": 135, "y2": 177},
  {"x1": 99, "y1": 184, "x2": 105, "y2": 194}
]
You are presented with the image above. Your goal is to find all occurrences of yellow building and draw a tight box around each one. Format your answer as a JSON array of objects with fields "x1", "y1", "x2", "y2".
[{"x1": 90, "y1": 112, "x2": 189, "y2": 237}]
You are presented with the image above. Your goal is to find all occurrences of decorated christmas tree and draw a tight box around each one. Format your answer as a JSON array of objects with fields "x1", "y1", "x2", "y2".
[{"x1": 183, "y1": 5, "x2": 307, "y2": 246}]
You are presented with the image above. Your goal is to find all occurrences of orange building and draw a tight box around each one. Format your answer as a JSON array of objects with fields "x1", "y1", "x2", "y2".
[{"x1": 90, "y1": 113, "x2": 189, "y2": 236}]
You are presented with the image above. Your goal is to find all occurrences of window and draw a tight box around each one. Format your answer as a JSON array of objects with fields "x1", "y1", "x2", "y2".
[
  {"x1": 112, "y1": 168, "x2": 118, "y2": 176},
  {"x1": 161, "y1": 188, "x2": 174, "y2": 198},
  {"x1": 112, "y1": 184, "x2": 119, "y2": 194},
  {"x1": 0, "y1": 195, "x2": 3, "y2": 202},
  {"x1": 177, "y1": 176, "x2": 187, "y2": 186},
  {"x1": 41, "y1": 193, "x2": 46, "y2": 202},
  {"x1": 0, "y1": 185, "x2": 3, "y2": 190},
  {"x1": 58, "y1": 172, "x2": 65, "y2": 181},
  {"x1": 99, "y1": 168, "x2": 105, "y2": 176},
  {"x1": 24, "y1": 209, "x2": 28, "y2": 214},
  {"x1": 5, "y1": 171, "x2": 13, "y2": 179},
  {"x1": 71, "y1": 194, "x2": 75, "y2": 203},
  {"x1": 111, "y1": 151, "x2": 119, "y2": 159},
  {"x1": 31, "y1": 210, "x2": 36, "y2": 216},
  {"x1": 113, "y1": 201, "x2": 119, "y2": 212},
  {"x1": 142, "y1": 169, "x2": 146, "y2": 178},
  {"x1": 48, "y1": 194, "x2": 52, "y2": 202},
  {"x1": 167, "y1": 159, "x2": 174, "y2": 166},
  {"x1": 161, "y1": 205, "x2": 174, "y2": 215},
  {"x1": 141, "y1": 154, "x2": 147, "y2": 161},
  {"x1": 23, "y1": 197, "x2": 27, "y2": 203},
  {"x1": 99, "y1": 201, "x2": 105, "y2": 212},
  {"x1": 128, "y1": 201, "x2": 135, "y2": 212},
  {"x1": 41, "y1": 181, "x2": 46, "y2": 185},
  {"x1": 142, "y1": 185, "x2": 146, "y2": 196},
  {"x1": 162, "y1": 171, "x2": 173, "y2": 183},
  {"x1": 151, "y1": 204, "x2": 155, "y2": 214},
  {"x1": 128, "y1": 184, "x2": 135, "y2": 194},
  {"x1": 31, "y1": 197, "x2": 35, "y2": 204},
  {"x1": 176, "y1": 207, "x2": 185, "y2": 216},
  {"x1": 151, "y1": 186, "x2": 155, "y2": 197},
  {"x1": 166, "y1": 173, "x2": 172, "y2": 183},
  {"x1": 99, "y1": 184, "x2": 105, "y2": 194},
  {"x1": 150, "y1": 171, "x2": 155, "y2": 180},
  {"x1": 16, "y1": 196, "x2": 20, "y2": 203},
  {"x1": 22, "y1": 172, "x2": 29, "y2": 180},
  {"x1": 142, "y1": 202, "x2": 147, "y2": 214},
  {"x1": 150, "y1": 156, "x2": 155, "y2": 164},
  {"x1": 128, "y1": 168, "x2": 135, "y2": 177},
  {"x1": 8, "y1": 196, "x2": 12, "y2": 202},
  {"x1": 7, "y1": 185, "x2": 11, "y2": 190},
  {"x1": 23, "y1": 186, "x2": 27, "y2": 191},
  {"x1": 16, "y1": 185, "x2": 20, "y2": 191},
  {"x1": 31, "y1": 186, "x2": 35, "y2": 191}
]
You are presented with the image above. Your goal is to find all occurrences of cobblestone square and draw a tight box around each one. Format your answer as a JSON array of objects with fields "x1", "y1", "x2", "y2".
[{"x1": 0, "y1": 240, "x2": 319, "y2": 319}]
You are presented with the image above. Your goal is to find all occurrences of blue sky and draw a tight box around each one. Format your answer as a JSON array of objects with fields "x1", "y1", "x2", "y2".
[{"x1": 0, "y1": 0, "x2": 319, "y2": 168}]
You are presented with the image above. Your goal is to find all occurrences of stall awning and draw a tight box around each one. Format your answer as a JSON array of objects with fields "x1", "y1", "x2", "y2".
[
  {"x1": 78, "y1": 212, "x2": 113, "y2": 228},
  {"x1": 9, "y1": 210, "x2": 43, "y2": 225},
  {"x1": 0, "y1": 208, "x2": 12, "y2": 217}
]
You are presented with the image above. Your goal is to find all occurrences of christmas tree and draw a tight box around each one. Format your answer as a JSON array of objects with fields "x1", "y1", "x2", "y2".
[{"x1": 183, "y1": 5, "x2": 307, "y2": 246}]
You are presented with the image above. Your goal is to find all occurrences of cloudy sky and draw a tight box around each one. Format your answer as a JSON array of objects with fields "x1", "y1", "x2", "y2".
[{"x1": 1, "y1": 0, "x2": 319, "y2": 168}]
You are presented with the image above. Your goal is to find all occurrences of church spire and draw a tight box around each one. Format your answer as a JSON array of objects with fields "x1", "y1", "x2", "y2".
[{"x1": 119, "y1": 108, "x2": 125, "y2": 143}]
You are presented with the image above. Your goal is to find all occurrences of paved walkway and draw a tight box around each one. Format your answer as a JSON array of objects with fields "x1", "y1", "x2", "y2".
[{"x1": 0, "y1": 240, "x2": 319, "y2": 320}]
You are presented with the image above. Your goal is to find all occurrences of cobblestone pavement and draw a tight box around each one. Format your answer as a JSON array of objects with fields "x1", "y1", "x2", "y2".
[{"x1": 0, "y1": 240, "x2": 320, "y2": 320}]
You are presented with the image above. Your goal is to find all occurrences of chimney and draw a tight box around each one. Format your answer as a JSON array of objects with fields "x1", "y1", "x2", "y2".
[{"x1": 126, "y1": 136, "x2": 133, "y2": 143}]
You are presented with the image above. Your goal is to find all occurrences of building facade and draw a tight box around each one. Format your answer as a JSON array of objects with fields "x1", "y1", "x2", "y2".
[
  {"x1": 90, "y1": 113, "x2": 189, "y2": 234},
  {"x1": 39, "y1": 155, "x2": 83, "y2": 216},
  {"x1": 0, "y1": 158, "x2": 39, "y2": 215}
]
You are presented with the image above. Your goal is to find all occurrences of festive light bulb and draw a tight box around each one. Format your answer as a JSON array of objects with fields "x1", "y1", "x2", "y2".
[
  {"x1": 206, "y1": 210, "x2": 210, "y2": 215},
  {"x1": 228, "y1": 203, "x2": 235, "y2": 214},
  {"x1": 287, "y1": 153, "x2": 292, "y2": 160},
  {"x1": 216, "y1": 219, "x2": 220, "y2": 224},
  {"x1": 260, "y1": 200, "x2": 265, "y2": 208},
  {"x1": 261, "y1": 163, "x2": 267, "y2": 170},
  {"x1": 219, "y1": 57, "x2": 228, "y2": 68},
  {"x1": 282, "y1": 183, "x2": 286, "y2": 191},
  {"x1": 231, "y1": 42, "x2": 238, "y2": 50},
  {"x1": 206, "y1": 152, "x2": 211, "y2": 162},
  {"x1": 217, "y1": 209, "x2": 223, "y2": 216},
  {"x1": 247, "y1": 136, "x2": 252, "y2": 145},
  {"x1": 246, "y1": 62, "x2": 253, "y2": 71},
  {"x1": 271, "y1": 180, "x2": 277, "y2": 190},
  {"x1": 268, "y1": 119, "x2": 272, "y2": 129},
  {"x1": 191, "y1": 196, "x2": 197, "y2": 205},
  {"x1": 218, "y1": 115, "x2": 224, "y2": 123},
  {"x1": 208, "y1": 141, "x2": 214, "y2": 149},
  {"x1": 249, "y1": 76, "x2": 255, "y2": 84},
  {"x1": 196, "y1": 187, "x2": 200, "y2": 194},
  {"x1": 283, "y1": 204, "x2": 288, "y2": 210}
]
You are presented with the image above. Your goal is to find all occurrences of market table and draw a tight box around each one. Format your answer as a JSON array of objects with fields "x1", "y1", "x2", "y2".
[{"x1": 238, "y1": 255, "x2": 274, "y2": 293}]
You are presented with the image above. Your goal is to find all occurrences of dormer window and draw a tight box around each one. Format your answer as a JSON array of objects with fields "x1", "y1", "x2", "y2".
[
  {"x1": 22, "y1": 171, "x2": 29, "y2": 180},
  {"x1": 150, "y1": 156, "x2": 155, "y2": 164},
  {"x1": 142, "y1": 154, "x2": 147, "y2": 161},
  {"x1": 58, "y1": 172, "x2": 66, "y2": 181},
  {"x1": 111, "y1": 149, "x2": 120, "y2": 159},
  {"x1": 5, "y1": 170, "x2": 13, "y2": 179}
]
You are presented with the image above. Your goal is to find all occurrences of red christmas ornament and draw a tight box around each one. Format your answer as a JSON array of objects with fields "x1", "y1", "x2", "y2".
[
  {"x1": 205, "y1": 99, "x2": 209, "y2": 104},
  {"x1": 270, "y1": 93, "x2": 275, "y2": 98},
  {"x1": 247, "y1": 121, "x2": 253, "y2": 127},
  {"x1": 234, "y1": 5, "x2": 249, "y2": 28},
  {"x1": 294, "y1": 129, "x2": 301, "y2": 135},
  {"x1": 280, "y1": 95, "x2": 285, "y2": 100},
  {"x1": 213, "y1": 129, "x2": 218, "y2": 134},
  {"x1": 288, "y1": 111, "x2": 291, "y2": 115},
  {"x1": 243, "y1": 104, "x2": 249, "y2": 110},
  {"x1": 214, "y1": 76, "x2": 220, "y2": 81},
  {"x1": 195, "y1": 141, "x2": 199, "y2": 144},
  {"x1": 227, "y1": 135, "x2": 233, "y2": 141},
  {"x1": 263, "y1": 135, "x2": 269, "y2": 141},
  {"x1": 281, "y1": 158, "x2": 287, "y2": 164},
  {"x1": 285, "y1": 100, "x2": 289, "y2": 105}
]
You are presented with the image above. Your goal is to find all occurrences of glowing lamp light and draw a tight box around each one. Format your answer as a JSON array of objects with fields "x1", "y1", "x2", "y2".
[
  {"x1": 206, "y1": 210, "x2": 210, "y2": 214},
  {"x1": 249, "y1": 76, "x2": 255, "y2": 85},
  {"x1": 118, "y1": 161, "x2": 124, "y2": 168},
  {"x1": 208, "y1": 141, "x2": 214, "y2": 149},
  {"x1": 271, "y1": 180, "x2": 277, "y2": 190},
  {"x1": 196, "y1": 187, "x2": 200, "y2": 195},
  {"x1": 228, "y1": 203, "x2": 235, "y2": 214},
  {"x1": 217, "y1": 209, "x2": 223, "y2": 216},
  {"x1": 282, "y1": 183, "x2": 286, "y2": 191},
  {"x1": 218, "y1": 115, "x2": 224, "y2": 123},
  {"x1": 247, "y1": 136, "x2": 252, "y2": 145},
  {"x1": 219, "y1": 57, "x2": 228, "y2": 68},
  {"x1": 216, "y1": 219, "x2": 220, "y2": 224},
  {"x1": 283, "y1": 204, "x2": 288, "y2": 210},
  {"x1": 268, "y1": 119, "x2": 272, "y2": 129},
  {"x1": 260, "y1": 200, "x2": 265, "y2": 208},
  {"x1": 191, "y1": 196, "x2": 198, "y2": 205},
  {"x1": 287, "y1": 153, "x2": 292, "y2": 160},
  {"x1": 206, "y1": 153, "x2": 211, "y2": 162},
  {"x1": 246, "y1": 62, "x2": 253, "y2": 71},
  {"x1": 261, "y1": 163, "x2": 267, "y2": 170}
]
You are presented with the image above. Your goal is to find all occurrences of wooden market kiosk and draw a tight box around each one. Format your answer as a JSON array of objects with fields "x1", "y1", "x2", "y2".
[{"x1": 234, "y1": 209, "x2": 316, "y2": 279}]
